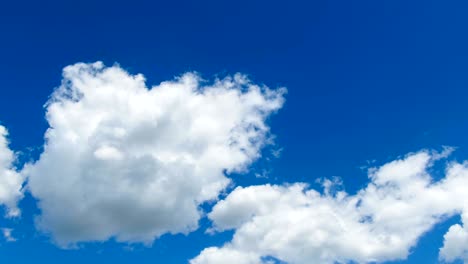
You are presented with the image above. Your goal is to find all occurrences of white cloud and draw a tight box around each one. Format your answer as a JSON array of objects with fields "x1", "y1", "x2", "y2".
[
  {"x1": 1, "y1": 228, "x2": 16, "y2": 242},
  {"x1": 192, "y1": 150, "x2": 468, "y2": 264},
  {"x1": 24, "y1": 62, "x2": 285, "y2": 247},
  {"x1": 440, "y1": 211, "x2": 468, "y2": 263},
  {"x1": 192, "y1": 247, "x2": 261, "y2": 264},
  {"x1": 0, "y1": 125, "x2": 23, "y2": 217}
]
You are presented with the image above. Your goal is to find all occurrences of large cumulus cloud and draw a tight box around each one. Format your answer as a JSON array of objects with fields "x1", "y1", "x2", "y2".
[
  {"x1": 192, "y1": 149, "x2": 468, "y2": 264},
  {"x1": 24, "y1": 62, "x2": 285, "y2": 246},
  {"x1": 0, "y1": 125, "x2": 23, "y2": 217}
]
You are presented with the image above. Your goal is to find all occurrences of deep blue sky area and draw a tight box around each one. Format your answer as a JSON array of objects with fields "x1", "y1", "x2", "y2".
[{"x1": 1, "y1": 0, "x2": 468, "y2": 263}]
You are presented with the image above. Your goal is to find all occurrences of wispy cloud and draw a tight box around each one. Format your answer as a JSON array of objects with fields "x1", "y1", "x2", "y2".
[{"x1": 2, "y1": 228, "x2": 16, "y2": 242}]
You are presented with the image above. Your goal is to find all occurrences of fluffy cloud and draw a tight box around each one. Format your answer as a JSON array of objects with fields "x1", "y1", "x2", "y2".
[
  {"x1": 24, "y1": 62, "x2": 285, "y2": 246},
  {"x1": 439, "y1": 198, "x2": 468, "y2": 262},
  {"x1": 192, "y1": 150, "x2": 468, "y2": 264},
  {"x1": 0, "y1": 125, "x2": 23, "y2": 217}
]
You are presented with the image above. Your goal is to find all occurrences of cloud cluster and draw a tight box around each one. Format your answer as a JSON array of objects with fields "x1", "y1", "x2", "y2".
[
  {"x1": 24, "y1": 62, "x2": 285, "y2": 246},
  {"x1": 2, "y1": 61, "x2": 468, "y2": 263},
  {"x1": 0, "y1": 125, "x2": 23, "y2": 217},
  {"x1": 192, "y1": 150, "x2": 468, "y2": 264}
]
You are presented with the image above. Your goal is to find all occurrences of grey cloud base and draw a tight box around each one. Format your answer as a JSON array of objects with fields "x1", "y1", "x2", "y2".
[{"x1": 23, "y1": 62, "x2": 285, "y2": 246}]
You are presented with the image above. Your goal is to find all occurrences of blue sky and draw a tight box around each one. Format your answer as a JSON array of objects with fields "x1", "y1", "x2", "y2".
[{"x1": 1, "y1": 0, "x2": 468, "y2": 263}]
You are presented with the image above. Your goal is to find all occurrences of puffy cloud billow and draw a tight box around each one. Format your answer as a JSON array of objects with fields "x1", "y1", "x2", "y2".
[
  {"x1": 192, "y1": 150, "x2": 468, "y2": 264},
  {"x1": 0, "y1": 125, "x2": 23, "y2": 217},
  {"x1": 23, "y1": 62, "x2": 286, "y2": 246},
  {"x1": 4, "y1": 61, "x2": 468, "y2": 263}
]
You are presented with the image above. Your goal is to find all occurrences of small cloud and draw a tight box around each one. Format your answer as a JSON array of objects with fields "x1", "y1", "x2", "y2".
[
  {"x1": 2, "y1": 228, "x2": 16, "y2": 242},
  {"x1": 271, "y1": 147, "x2": 283, "y2": 159},
  {"x1": 432, "y1": 146, "x2": 456, "y2": 161},
  {"x1": 255, "y1": 169, "x2": 271, "y2": 179},
  {"x1": 315, "y1": 176, "x2": 343, "y2": 196}
]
